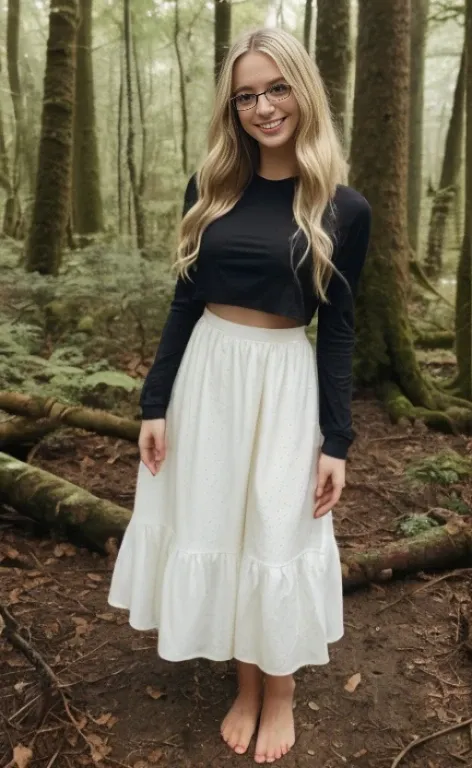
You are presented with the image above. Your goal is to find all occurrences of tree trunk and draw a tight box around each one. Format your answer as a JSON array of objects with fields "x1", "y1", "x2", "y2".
[
  {"x1": 214, "y1": 0, "x2": 231, "y2": 84},
  {"x1": 24, "y1": 0, "x2": 79, "y2": 275},
  {"x1": 454, "y1": 0, "x2": 472, "y2": 399},
  {"x1": 117, "y1": 38, "x2": 124, "y2": 234},
  {"x1": 315, "y1": 0, "x2": 351, "y2": 146},
  {"x1": 5, "y1": 0, "x2": 23, "y2": 238},
  {"x1": 303, "y1": 0, "x2": 313, "y2": 53},
  {"x1": 72, "y1": 0, "x2": 103, "y2": 235},
  {"x1": 0, "y1": 453, "x2": 130, "y2": 552},
  {"x1": 123, "y1": 0, "x2": 145, "y2": 250},
  {"x1": 407, "y1": 0, "x2": 429, "y2": 255},
  {"x1": 350, "y1": 0, "x2": 472, "y2": 432},
  {"x1": 0, "y1": 390, "x2": 140, "y2": 442},
  {"x1": 424, "y1": 44, "x2": 465, "y2": 277},
  {"x1": 174, "y1": 0, "x2": 188, "y2": 175},
  {"x1": 132, "y1": 27, "x2": 146, "y2": 200}
]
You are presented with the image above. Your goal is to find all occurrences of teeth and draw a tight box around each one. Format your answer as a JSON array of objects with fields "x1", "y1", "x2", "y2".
[{"x1": 260, "y1": 118, "x2": 284, "y2": 129}]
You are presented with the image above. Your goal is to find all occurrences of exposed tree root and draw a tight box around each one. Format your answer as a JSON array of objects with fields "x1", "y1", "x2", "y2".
[
  {"x1": 413, "y1": 330, "x2": 455, "y2": 349},
  {"x1": 379, "y1": 381, "x2": 472, "y2": 434}
]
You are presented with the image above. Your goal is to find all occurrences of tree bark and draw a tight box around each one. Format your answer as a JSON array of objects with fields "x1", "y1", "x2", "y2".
[
  {"x1": 174, "y1": 0, "x2": 188, "y2": 175},
  {"x1": 315, "y1": 0, "x2": 351, "y2": 146},
  {"x1": 214, "y1": 0, "x2": 231, "y2": 84},
  {"x1": 424, "y1": 45, "x2": 466, "y2": 277},
  {"x1": 350, "y1": 0, "x2": 472, "y2": 432},
  {"x1": 408, "y1": 0, "x2": 429, "y2": 255},
  {"x1": 0, "y1": 391, "x2": 140, "y2": 442},
  {"x1": 454, "y1": 0, "x2": 472, "y2": 399},
  {"x1": 123, "y1": 0, "x2": 145, "y2": 250},
  {"x1": 0, "y1": 453, "x2": 130, "y2": 552},
  {"x1": 24, "y1": 0, "x2": 79, "y2": 275},
  {"x1": 4, "y1": 0, "x2": 23, "y2": 238},
  {"x1": 72, "y1": 0, "x2": 103, "y2": 235},
  {"x1": 303, "y1": 0, "x2": 313, "y2": 53}
]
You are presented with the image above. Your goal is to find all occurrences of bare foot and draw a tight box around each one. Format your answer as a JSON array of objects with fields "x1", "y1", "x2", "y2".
[
  {"x1": 221, "y1": 662, "x2": 263, "y2": 755},
  {"x1": 254, "y1": 675, "x2": 296, "y2": 763}
]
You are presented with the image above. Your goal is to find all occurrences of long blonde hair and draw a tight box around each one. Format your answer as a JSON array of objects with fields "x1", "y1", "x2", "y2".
[{"x1": 175, "y1": 26, "x2": 348, "y2": 301}]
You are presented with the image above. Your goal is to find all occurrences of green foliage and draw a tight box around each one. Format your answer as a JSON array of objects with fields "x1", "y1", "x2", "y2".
[
  {"x1": 405, "y1": 449, "x2": 472, "y2": 486},
  {"x1": 441, "y1": 491, "x2": 471, "y2": 516},
  {"x1": 396, "y1": 514, "x2": 439, "y2": 538}
]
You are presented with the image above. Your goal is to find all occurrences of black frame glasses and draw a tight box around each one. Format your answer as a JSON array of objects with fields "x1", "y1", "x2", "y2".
[{"x1": 230, "y1": 83, "x2": 292, "y2": 112}]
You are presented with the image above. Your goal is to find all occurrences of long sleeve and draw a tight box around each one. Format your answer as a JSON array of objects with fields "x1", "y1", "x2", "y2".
[
  {"x1": 140, "y1": 174, "x2": 205, "y2": 420},
  {"x1": 316, "y1": 199, "x2": 372, "y2": 459}
]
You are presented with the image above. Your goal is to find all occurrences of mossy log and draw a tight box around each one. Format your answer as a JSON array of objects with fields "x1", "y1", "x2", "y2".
[
  {"x1": 341, "y1": 516, "x2": 472, "y2": 590},
  {"x1": 0, "y1": 391, "x2": 140, "y2": 442},
  {"x1": 2, "y1": 453, "x2": 472, "y2": 588},
  {"x1": 0, "y1": 416, "x2": 59, "y2": 449},
  {"x1": 379, "y1": 381, "x2": 472, "y2": 434},
  {"x1": 413, "y1": 330, "x2": 455, "y2": 350},
  {"x1": 0, "y1": 452, "x2": 130, "y2": 551}
]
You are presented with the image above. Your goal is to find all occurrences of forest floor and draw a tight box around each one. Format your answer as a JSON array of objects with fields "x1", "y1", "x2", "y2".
[{"x1": 1, "y1": 393, "x2": 472, "y2": 768}]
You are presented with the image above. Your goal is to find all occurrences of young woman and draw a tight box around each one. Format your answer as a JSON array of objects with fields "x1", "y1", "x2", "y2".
[{"x1": 109, "y1": 26, "x2": 371, "y2": 765}]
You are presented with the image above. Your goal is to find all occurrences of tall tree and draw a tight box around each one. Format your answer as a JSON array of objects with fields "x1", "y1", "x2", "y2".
[
  {"x1": 214, "y1": 0, "x2": 231, "y2": 83},
  {"x1": 25, "y1": 0, "x2": 79, "y2": 275},
  {"x1": 351, "y1": 0, "x2": 472, "y2": 432},
  {"x1": 408, "y1": 0, "x2": 429, "y2": 255},
  {"x1": 424, "y1": 44, "x2": 466, "y2": 277},
  {"x1": 315, "y1": 0, "x2": 351, "y2": 146},
  {"x1": 4, "y1": 0, "x2": 23, "y2": 238},
  {"x1": 124, "y1": 0, "x2": 145, "y2": 249},
  {"x1": 173, "y1": 0, "x2": 188, "y2": 175},
  {"x1": 454, "y1": 0, "x2": 472, "y2": 399},
  {"x1": 72, "y1": 0, "x2": 103, "y2": 235},
  {"x1": 303, "y1": 0, "x2": 313, "y2": 53}
]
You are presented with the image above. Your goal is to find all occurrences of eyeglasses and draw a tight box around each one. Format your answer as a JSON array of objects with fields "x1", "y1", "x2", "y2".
[{"x1": 230, "y1": 82, "x2": 292, "y2": 112}]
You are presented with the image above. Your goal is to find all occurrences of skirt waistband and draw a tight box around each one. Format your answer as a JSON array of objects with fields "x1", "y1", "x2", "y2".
[{"x1": 202, "y1": 307, "x2": 307, "y2": 343}]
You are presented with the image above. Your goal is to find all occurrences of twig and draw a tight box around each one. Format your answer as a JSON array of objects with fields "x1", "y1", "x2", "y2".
[
  {"x1": 377, "y1": 569, "x2": 472, "y2": 614},
  {"x1": 391, "y1": 717, "x2": 472, "y2": 768},
  {"x1": 0, "y1": 603, "x2": 60, "y2": 686}
]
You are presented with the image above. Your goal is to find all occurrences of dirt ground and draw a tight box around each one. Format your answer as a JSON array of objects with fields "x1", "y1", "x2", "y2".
[{"x1": 1, "y1": 395, "x2": 472, "y2": 768}]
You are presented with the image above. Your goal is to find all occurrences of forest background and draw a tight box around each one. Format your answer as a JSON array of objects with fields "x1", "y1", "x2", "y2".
[{"x1": 1, "y1": 1, "x2": 472, "y2": 768}]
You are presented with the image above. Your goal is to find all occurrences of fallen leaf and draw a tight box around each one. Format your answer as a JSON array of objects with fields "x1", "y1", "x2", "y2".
[
  {"x1": 97, "y1": 613, "x2": 115, "y2": 622},
  {"x1": 95, "y1": 713, "x2": 113, "y2": 726},
  {"x1": 12, "y1": 744, "x2": 33, "y2": 768},
  {"x1": 344, "y1": 672, "x2": 361, "y2": 693},
  {"x1": 133, "y1": 762, "x2": 149, "y2": 768},
  {"x1": 354, "y1": 749, "x2": 368, "y2": 758},
  {"x1": 9, "y1": 588, "x2": 22, "y2": 604},
  {"x1": 146, "y1": 686, "x2": 167, "y2": 700},
  {"x1": 87, "y1": 573, "x2": 103, "y2": 583},
  {"x1": 72, "y1": 617, "x2": 88, "y2": 627},
  {"x1": 7, "y1": 657, "x2": 27, "y2": 669},
  {"x1": 308, "y1": 701, "x2": 319, "y2": 711},
  {"x1": 307, "y1": 749, "x2": 315, "y2": 756},
  {"x1": 14, "y1": 682, "x2": 29, "y2": 694},
  {"x1": 147, "y1": 749, "x2": 163, "y2": 764}
]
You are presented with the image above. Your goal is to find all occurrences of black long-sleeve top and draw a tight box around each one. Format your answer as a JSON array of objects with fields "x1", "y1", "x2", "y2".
[{"x1": 140, "y1": 173, "x2": 371, "y2": 459}]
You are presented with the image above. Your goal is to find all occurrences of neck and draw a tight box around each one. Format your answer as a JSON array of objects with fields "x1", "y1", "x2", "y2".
[{"x1": 258, "y1": 144, "x2": 298, "y2": 181}]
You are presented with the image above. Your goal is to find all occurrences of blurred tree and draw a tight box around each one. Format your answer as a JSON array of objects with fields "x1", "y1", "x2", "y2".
[
  {"x1": 215, "y1": 0, "x2": 231, "y2": 83},
  {"x1": 424, "y1": 43, "x2": 465, "y2": 277},
  {"x1": 454, "y1": 0, "x2": 471, "y2": 398},
  {"x1": 124, "y1": 0, "x2": 145, "y2": 249},
  {"x1": 303, "y1": 0, "x2": 313, "y2": 53},
  {"x1": 73, "y1": 0, "x2": 103, "y2": 235},
  {"x1": 4, "y1": 0, "x2": 23, "y2": 238},
  {"x1": 408, "y1": 0, "x2": 429, "y2": 256},
  {"x1": 315, "y1": 0, "x2": 351, "y2": 146},
  {"x1": 351, "y1": 0, "x2": 472, "y2": 432},
  {"x1": 25, "y1": 0, "x2": 79, "y2": 275}
]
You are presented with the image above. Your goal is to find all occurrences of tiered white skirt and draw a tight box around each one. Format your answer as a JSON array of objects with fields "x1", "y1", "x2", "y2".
[{"x1": 108, "y1": 308, "x2": 344, "y2": 675}]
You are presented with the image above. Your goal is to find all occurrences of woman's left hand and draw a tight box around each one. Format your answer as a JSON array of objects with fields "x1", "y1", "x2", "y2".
[{"x1": 313, "y1": 453, "x2": 346, "y2": 518}]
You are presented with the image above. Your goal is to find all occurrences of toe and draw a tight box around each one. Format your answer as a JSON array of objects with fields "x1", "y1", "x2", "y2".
[
  {"x1": 235, "y1": 744, "x2": 247, "y2": 755},
  {"x1": 254, "y1": 755, "x2": 266, "y2": 764},
  {"x1": 274, "y1": 747, "x2": 282, "y2": 759}
]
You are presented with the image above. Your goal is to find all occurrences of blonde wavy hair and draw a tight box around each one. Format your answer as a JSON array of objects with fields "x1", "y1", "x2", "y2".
[{"x1": 175, "y1": 26, "x2": 348, "y2": 301}]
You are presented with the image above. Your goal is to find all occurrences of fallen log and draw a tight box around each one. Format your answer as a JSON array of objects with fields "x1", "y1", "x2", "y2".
[
  {"x1": 0, "y1": 452, "x2": 130, "y2": 551},
  {"x1": 0, "y1": 415, "x2": 60, "y2": 449},
  {"x1": 1, "y1": 454, "x2": 472, "y2": 589},
  {"x1": 0, "y1": 391, "x2": 139, "y2": 442}
]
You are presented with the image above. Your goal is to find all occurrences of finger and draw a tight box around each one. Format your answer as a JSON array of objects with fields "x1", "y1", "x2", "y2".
[
  {"x1": 314, "y1": 486, "x2": 343, "y2": 518},
  {"x1": 314, "y1": 490, "x2": 331, "y2": 512}
]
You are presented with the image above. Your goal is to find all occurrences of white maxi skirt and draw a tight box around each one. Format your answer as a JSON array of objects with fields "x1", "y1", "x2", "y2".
[{"x1": 108, "y1": 308, "x2": 344, "y2": 676}]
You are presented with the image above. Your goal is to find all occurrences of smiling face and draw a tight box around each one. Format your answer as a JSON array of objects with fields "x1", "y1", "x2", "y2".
[{"x1": 231, "y1": 51, "x2": 300, "y2": 152}]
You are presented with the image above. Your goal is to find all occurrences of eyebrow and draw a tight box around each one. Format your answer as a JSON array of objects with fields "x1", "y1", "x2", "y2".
[{"x1": 233, "y1": 77, "x2": 285, "y2": 95}]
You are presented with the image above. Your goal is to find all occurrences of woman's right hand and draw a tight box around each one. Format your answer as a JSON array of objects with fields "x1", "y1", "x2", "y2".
[{"x1": 138, "y1": 418, "x2": 167, "y2": 476}]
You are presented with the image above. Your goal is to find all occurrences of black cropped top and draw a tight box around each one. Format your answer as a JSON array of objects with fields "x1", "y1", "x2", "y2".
[{"x1": 140, "y1": 173, "x2": 371, "y2": 459}]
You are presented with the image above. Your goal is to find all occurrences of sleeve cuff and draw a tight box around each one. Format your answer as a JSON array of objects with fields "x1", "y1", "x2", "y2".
[
  {"x1": 141, "y1": 405, "x2": 167, "y2": 420},
  {"x1": 320, "y1": 434, "x2": 353, "y2": 460}
]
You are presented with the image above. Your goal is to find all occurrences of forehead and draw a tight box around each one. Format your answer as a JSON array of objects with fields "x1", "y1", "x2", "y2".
[{"x1": 232, "y1": 51, "x2": 282, "y2": 90}]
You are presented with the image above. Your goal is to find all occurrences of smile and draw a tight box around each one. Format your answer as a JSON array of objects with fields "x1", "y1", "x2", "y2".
[{"x1": 258, "y1": 118, "x2": 286, "y2": 132}]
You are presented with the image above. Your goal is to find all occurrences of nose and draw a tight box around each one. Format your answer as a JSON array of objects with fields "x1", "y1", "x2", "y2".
[{"x1": 255, "y1": 92, "x2": 275, "y2": 119}]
